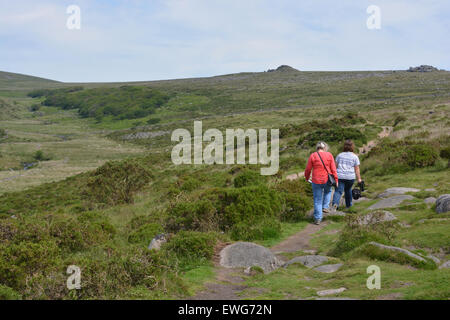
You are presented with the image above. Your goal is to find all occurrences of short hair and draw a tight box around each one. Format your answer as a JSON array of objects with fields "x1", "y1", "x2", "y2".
[
  {"x1": 343, "y1": 139, "x2": 354, "y2": 152},
  {"x1": 316, "y1": 141, "x2": 328, "y2": 151}
]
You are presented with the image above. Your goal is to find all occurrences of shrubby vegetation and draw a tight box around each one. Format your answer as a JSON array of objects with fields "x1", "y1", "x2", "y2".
[
  {"x1": 330, "y1": 213, "x2": 400, "y2": 257},
  {"x1": 362, "y1": 138, "x2": 441, "y2": 176},
  {"x1": 85, "y1": 158, "x2": 152, "y2": 206},
  {"x1": 28, "y1": 86, "x2": 170, "y2": 121}
]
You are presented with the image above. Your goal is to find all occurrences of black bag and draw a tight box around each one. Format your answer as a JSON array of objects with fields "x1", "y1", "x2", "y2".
[{"x1": 316, "y1": 152, "x2": 337, "y2": 187}]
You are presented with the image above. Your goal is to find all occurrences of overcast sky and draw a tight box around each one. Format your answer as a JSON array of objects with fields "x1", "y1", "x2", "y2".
[{"x1": 0, "y1": 0, "x2": 449, "y2": 82}]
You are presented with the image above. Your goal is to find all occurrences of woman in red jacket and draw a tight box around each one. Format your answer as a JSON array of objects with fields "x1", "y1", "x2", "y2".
[{"x1": 304, "y1": 141, "x2": 338, "y2": 225}]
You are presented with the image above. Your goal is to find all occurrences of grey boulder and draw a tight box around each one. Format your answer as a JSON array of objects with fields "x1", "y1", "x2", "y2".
[
  {"x1": 148, "y1": 234, "x2": 169, "y2": 251},
  {"x1": 424, "y1": 197, "x2": 437, "y2": 205},
  {"x1": 439, "y1": 261, "x2": 450, "y2": 269},
  {"x1": 317, "y1": 287, "x2": 347, "y2": 296},
  {"x1": 377, "y1": 187, "x2": 420, "y2": 199},
  {"x1": 313, "y1": 263, "x2": 343, "y2": 273},
  {"x1": 283, "y1": 255, "x2": 328, "y2": 268},
  {"x1": 220, "y1": 242, "x2": 283, "y2": 273},
  {"x1": 436, "y1": 194, "x2": 450, "y2": 214},
  {"x1": 368, "y1": 195, "x2": 414, "y2": 210}
]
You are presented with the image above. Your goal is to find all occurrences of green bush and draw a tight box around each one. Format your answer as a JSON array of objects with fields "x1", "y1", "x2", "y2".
[
  {"x1": 30, "y1": 104, "x2": 41, "y2": 112},
  {"x1": 165, "y1": 200, "x2": 218, "y2": 232},
  {"x1": 223, "y1": 185, "x2": 283, "y2": 240},
  {"x1": 404, "y1": 145, "x2": 438, "y2": 168},
  {"x1": 233, "y1": 170, "x2": 265, "y2": 188},
  {"x1": 128, "y1": 223, "x2": 163, "y2": 244},
  {"x1": 33, "y1": 150, "x2": 51, "y2": 161},
  {"x1": 0, "y1": 240, "x2": 61, "y2": 290},
  {"x1": 163, "y1": 231, "x2": 217, "y2": 261},
  {"x1": 0, "y1": 128, "x2": 5, "y2": 138},
  {"x1": 85, "y1": 159, "x2": 152, "y2": 206},
  {"x1": 147, "y1": 118, "x2": 161, "y2": 125},
  {"x1": 393, "y1": 115, "x2": 407, "y2": 127},
  {"x1": 50, "y1": 213, "x2": 115, "y2": 252},
  {"x1": 274, "y1": 179, "x2": 312, "y2": 222},
  {"x1": 299, "y1": 127, "x2": 367, "y2": 147},
  {"x1": 180, "y1": 177, "x2": 201, "y2": 192},
  {"x1": 36, "y1": 86, "x2": 169, "y2": 121},
  {"x1": 363, "y1": 139, "x2": 440, "y2": 176},
  {"x1": 330, "y1": 214, "x2": 400, "y2": 257},
  {"x1": 0, "y1": 284, "x2": 22, "y2": 300},
  {"x1": 440, "y1": 146, "x2": 450, "y2": 167}
]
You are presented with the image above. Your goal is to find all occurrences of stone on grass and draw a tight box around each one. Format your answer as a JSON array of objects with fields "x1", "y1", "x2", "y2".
[
  {"x1": 283, "y1": 255, "x2": 328, "y2": 268},
  {"x1": 307, "y1": 210, "x2": 346, "y2": 218},
  {"x1": 220, "y1": 242, "x2": 283, "y2": 273},
  {"x1": 376, "y1": 187, "x2": 420, "y2": 199},
  {"x1": 424, "y1": 197, "x2": 437, "y2": 205},
  {"x1": 316, "y1": 287, "x2": 347, "y2": 296},
  {"x1": 313, "y1": 263, "x2": 343, "y2": 273},
  {"x1": 367, "y1": 242, "x2": 426, "y2": 262},
  {"x1": 368, "y1": 195, "x2": 414, "y2": 210},
  {"x1": 436, "y1": 194, "x2": 450, "y2": 214},
  {"x1": 425, "y1": 188, "x2": 436, "y2": 192},
  {"x1": 357, "y1": 210, "x2": 397, "y2": 225},
  {"x1": 148, "y1": 234, "x2": 169, "y2": 251},
  {"x1": 439, "y1": 261, "x2": 450, "y2": 269}
]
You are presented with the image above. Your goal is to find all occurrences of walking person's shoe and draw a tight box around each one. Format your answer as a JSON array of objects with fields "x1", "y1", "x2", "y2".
[
  {"x1": 314, "y1": 220, "x2": 321, "y2": 225},
  {"x1": 322, "y1": 207, "x2": 331, "y2": 214}
]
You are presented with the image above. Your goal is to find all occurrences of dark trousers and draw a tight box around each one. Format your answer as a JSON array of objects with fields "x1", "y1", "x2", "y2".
[{"x1": 332, "y1": 179, "x2": 355, "y2": 208}]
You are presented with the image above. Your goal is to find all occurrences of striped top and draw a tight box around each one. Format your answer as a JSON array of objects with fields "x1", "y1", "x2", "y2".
[{"x1": 335, "y1": 152, "x2": 360, "y2": 180}]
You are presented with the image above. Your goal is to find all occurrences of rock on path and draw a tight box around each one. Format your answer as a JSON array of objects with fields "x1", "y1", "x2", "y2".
[
  {"x1": 377, "y1": 187, "x2": 420, "y2": 199},
  {"x1": 368, "y1": 195, "x2": 414, "y2": 210},
  {"x1": 220, "y1": 242, "x2": 283, "y2": 273},
  {"x1": 283, "y1": 255, "x2": 328, "y2": 268},
  {"x1": 313, "y1": 263, "x2": 343, "y2": 273}
]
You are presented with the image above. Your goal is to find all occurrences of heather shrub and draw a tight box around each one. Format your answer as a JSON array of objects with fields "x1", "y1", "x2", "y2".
[
  {"x1": 163, "y1": 231, "x2": 217, "y2": 261},
  {"x1": 233, "y1": 169, "x2": 265, "y2": 188},
  {"x1": 85, "y1": 159, "x2": 152, "y2": 206},
  {"x1": 165, "y1": 199, "x2": 219, "y2": 233}
]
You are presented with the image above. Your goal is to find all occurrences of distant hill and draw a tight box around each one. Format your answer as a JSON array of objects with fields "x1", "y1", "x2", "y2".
[{"x1": 0, "y1": 71, "x2": 60, "y2": 93}]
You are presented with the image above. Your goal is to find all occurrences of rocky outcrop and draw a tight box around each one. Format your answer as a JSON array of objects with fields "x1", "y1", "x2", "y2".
[
  {"x1": 267, "y1": 65, "x2": 299, "y2": 72},
  {"x1": 220, "y1": 242, "x2": 283, "y2": 273},
  {"x1": 407, "y1": 65, "x2": 439, "y2": 72}
]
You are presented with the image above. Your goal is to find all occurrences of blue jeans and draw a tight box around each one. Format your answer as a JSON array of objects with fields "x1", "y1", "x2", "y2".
[
  {"x1": 311, "y1": 182, "x2": 332, "y2": 222},
  {"x1": 332, "y1": 179, "x2": 355, "y2": 208}
]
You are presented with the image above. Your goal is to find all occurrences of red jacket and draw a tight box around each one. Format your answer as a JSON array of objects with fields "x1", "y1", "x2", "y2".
[{"x1": 304, "y1": 151, "x2": 338, "y2": 185}]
